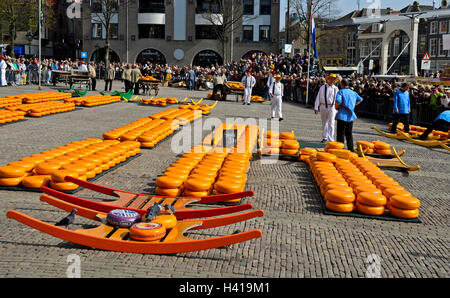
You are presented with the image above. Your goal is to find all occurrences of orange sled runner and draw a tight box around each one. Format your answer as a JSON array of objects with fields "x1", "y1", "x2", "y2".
[
  {"x1": 40, "y1": 176, "x2": 255, "y2": 220},
  {"x1": 7, "y1": 195, "x2": 264, "y2": 254}
]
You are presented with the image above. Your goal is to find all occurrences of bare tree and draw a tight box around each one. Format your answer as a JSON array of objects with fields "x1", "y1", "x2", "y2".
[
  {"x1": 89, "y1": 0, "x2": 126, "y2": 66},
  {"x1": 198, "y1": 0, "x2": 258, "y2": 62},
  {"x1": 290, "y1": 0, "x2": 341, "y2": 47},
  {"x1": 0, "y1": 0, "x2": 55, "y2": 57}
]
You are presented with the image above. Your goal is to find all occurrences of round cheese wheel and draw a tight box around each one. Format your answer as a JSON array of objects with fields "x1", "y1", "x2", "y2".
[
  {"x1": 356, "y1": 141, "x2": 374, "y2": 149},
  {"x1": 372, "y1": 141, "x2": 390, "y2": 150},
  {"x1": 317, "y1": 152, "x2": 338, "y2": 163},
  {"x1": 21, "y1": 175, "x2": 51, "y2": 189},
  {"x1": 357, "y1": 192, "x2": 387, "y2": 207},
  {"x1": 326, "y1": 142, "x2": 345, "y2": 150},
  {"x1": 0, "y1": 175, "x2": 25, "y2": 186},
  {"x1": 51, "y1": 170, "x2": 79, "y2": 183},
  {"x1": 389, "y1": 205, "x2": 419, "y2": 219},
  {"x1": 281, "y1": 148, "x2": 299, "y2": 156},
  {"x1": 300, "y1": 148, "x2": 317, "y2": 156},
  {"x1": 214, "y1": 181, "x2": 245, "y2": 194},
  {"x1": 356, "y1": 202, "x2": 385, "y2": 216},
  {"x1": 353, "y1": 185, "x2": 381, "y2": 196},
  {"x1": 382, "y1": 187, "x2": 411, "y2": 199},
  {"x1": 35, "y1": 162, "x2": 62, "y2": 175},
  {"x1": 8, "y1": 161, "x2": 35, "y2": 172},
  {"x1": 390, "y1": 195, "x2": 421, "y2": 210},
  {"x1": 106, "y1": 209, "x2": 141, "y2": 228},
  {"x1": 155, "y1": 187, "x2": 180, "y2": 197},
  {"x1": 151, "y1": 214, "x2": 177, "y2": 229},
  {"x1": 324, "y1": 189, "x2": 356, "y2": 204},
  {"x1": 130, "y1": 222, "x2": 167, "y2": 241},
  {"x1": 374, "y1": 149, "x2": 392, "y2": 155},
  {"x1": 279, "y1": 132, "x2": 295, "y2": 140},
  {"x1": 49, "y1": 181, "x2": 79, "y2": 191},
  {"x1": 281, "y1": 140, "x2": 300, "y2": 150},
  {"x1": 156, "y1": 175, "x2": 185, "y2": 189},
  {"x1": 61, "y1": 164, "x2": 87, "y2": 176},
  {"x1": 0, "y1": 165, "x2": 26, "y2": 178},
  {"x1": 184, "y1": 178, "x2": 212, "y2": 192},
  {"x1": 183, "y1": 189, "x2": 210, "y2": 197},
  {"x1": 325, "y1": 201, "x2": 355, "y2": 213}
]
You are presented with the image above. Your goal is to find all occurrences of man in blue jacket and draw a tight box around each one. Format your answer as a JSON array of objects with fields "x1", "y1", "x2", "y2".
[
  {"x1": 419, "y1": 110, "x2": 450, "y2": 140},
  {"x1": 390, "y1": 83, "x2": 411, "y2": 134},
  {"x1": 335, "y1": 79, "x2": 363, "y2": 151}
]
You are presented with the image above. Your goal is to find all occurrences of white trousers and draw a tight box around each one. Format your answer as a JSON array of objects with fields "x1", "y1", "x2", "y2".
[
  {"x1": 0, "y1": 69, "x2": 6, "y2": 86},
  {"x1": 271, "y1": 95, "x2": 282, "y2": 118},
  {"x1": 244, "y1": 88, "x2": 252, "y2": 104},
  {"x1": 320, "y1": 106, "x2": 336, "y2": 141}
]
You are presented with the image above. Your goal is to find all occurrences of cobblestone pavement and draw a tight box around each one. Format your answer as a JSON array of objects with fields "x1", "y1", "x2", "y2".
[{"x1": 0, "y1": 82, "x2": 449, "y2": 278}]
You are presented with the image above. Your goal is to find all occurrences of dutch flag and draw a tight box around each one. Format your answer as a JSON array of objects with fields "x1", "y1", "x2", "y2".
[{"x1": 311, "y1": 10, "x2": 318, "y2": 59}]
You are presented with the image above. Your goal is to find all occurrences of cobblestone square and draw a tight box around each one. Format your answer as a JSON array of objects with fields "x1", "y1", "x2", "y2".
[{"x1": 0, "y1": 82, "x2": 449, "y2": 278}]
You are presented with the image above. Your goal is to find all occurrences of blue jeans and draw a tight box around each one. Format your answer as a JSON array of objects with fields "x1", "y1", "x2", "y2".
[{"x1": 188, "y1": 79, "x2": 195, "y2": 90}]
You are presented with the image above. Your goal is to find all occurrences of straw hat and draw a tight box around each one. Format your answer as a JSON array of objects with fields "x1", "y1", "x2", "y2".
[
  {"x1": 325, "y1": 73, "x2": 339, "y2": 82},
  {"x1": 275, "y1": 74, "x2": 282, "y2": 79}
]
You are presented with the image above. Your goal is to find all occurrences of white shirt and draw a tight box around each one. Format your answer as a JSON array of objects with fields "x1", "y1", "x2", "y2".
[
  {"x1": 0, "y1": 60, "x2": 6, "y2": 70},
  {"x1": 314, "y1": 83, "x2": 339, "y2": 111},
  {"x1": 78, "y1": 64, "x2": 87, "y2": 71},
  {"x1": 241, "y1": 75, "x2": 256, "y2": 89},
  {"x1": 270, "y1": 82, "x2": 284, "y2": 97}
]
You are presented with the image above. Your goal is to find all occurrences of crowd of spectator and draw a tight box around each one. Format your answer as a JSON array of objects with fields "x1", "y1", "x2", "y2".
[{"x1": 0, "y1": 52, "x2": 448, "y2": 125}]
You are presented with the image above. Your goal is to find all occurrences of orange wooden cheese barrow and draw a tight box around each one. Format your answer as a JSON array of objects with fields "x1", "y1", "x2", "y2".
[{"x1": 7, "y1": 195, "x2": 264, "y2": 254}]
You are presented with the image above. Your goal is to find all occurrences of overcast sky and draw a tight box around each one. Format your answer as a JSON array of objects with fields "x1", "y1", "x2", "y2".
[{"x1": 280, "y1": 0, "x2": 439, "y2": 30}]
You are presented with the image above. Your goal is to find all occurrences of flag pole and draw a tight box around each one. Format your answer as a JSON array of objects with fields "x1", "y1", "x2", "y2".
[{"x1": 305, "y1": 0, "x2": 312, "y2": 107}]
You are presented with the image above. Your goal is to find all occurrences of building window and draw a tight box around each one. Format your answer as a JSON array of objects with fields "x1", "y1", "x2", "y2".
[
  {"x1": 139, "y1": 0, "x2": 165, "y2": 13},
  {"x1": 109, "y1": 24, "x2": 119, "y2": 39},
  {"x1": 360, "y1": 41, "x2": 369, "y2": 57},
  {"x1": 347, "y1": 32, "x2": 356, "y2": 48},
  {"x1": 438, "y1": 38, "x2": 447, "y2": 57},
  {"x1": 429, "y1": 38, "x2": 437, "y2": 56},
  {"x1": 242, "y1": 25, "x2": 253, "y2": 41},
  {"x1": 393, "y1": 37, "x2": 400, "y2": 56},
  {"x1": 430, "y1": 21, "x2": 438, "y2": 34},
  {"x1": 196, "y1": 0, "x2": 221, "y2": 14},
  {"x1": 138, "y1": 24, "x2": 165, "y2": 39},
  {"x1": 196, "y1": 25, "x2": 220, "y2": 39},
  {"x1": 401, "y1": 36, "x2": 409, "y2": 55},
  {"x1": 371, "y1": 40, "x2": 381, "y2": 57},
  {"x1": 243, "y1": 0, "x2": 254, "y2": 15},
  {"x1": 260, "y1": 0, "x2": 271, "y2": 15},
  {"x1": 419, "y1": 36, "x2": 427, "y2": 53},
  {"x1": 439, "y1": 20, "x2": 448, "y2": 34},
  {"x1": 259, "y1": 25, "x2": 270, "y2": 42},
  {"x1": 92, "y1": 23, "x2": 102, "y2": 39}
]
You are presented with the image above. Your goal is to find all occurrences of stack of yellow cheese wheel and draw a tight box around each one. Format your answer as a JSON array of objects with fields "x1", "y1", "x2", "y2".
[
  {"x1": 324, "y1": 141, "x2": 358, "y2": 160},
  {"x1": 389, "y1": 123, "x2": 448, "y2": 140},
  {"x1": 0, "y1": 97, "x2": 22, "y2": 108},
  {"x1": 371, "y1": 140, "x2": 392, "y2": 155},
  {"x1": 355, "y1": 140, "x2": 375, "y2": 153},
  {"x1": 351, "y1": 157, "x2": 420, "y2": 219},
  {"x1": 299, "y1": 148, "x2": 317, "y2": 162},
  {"x1": 79, "y1": 95, "x2": 121, "y2": 107},
  {"x1": 7, "y1": 92, "x2": 72, "y2": 104},
  {"x1": 0, "y1": 165, "x2": 28, "y2": 187},
  {"x1": 141, "y1": 98, "x2": 178, "y2": 106},
  {"x1": 137, "y1": 120, "x2": 177, "y2": 148},
  {"x1": 103, "y1": 118, "x2": 153, "y2": 140},
  {"x1": 27, "y1": 102, "x2": 76, "y2": 117},
  {"x1": 0, "y1": 110, "x2": 26, "y2": 125},
  {"x1": 262, "y1": 130, "x2": 280, "y2": 155},
  {"x1": 0, "y1": 139, "x2": 140, "y2": 191}
]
